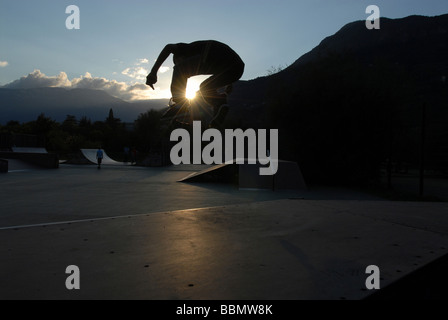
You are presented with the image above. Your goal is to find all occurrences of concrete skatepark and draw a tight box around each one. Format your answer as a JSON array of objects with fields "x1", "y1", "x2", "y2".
[{"x1": 1, "y1": 156, "x2": 448, "y2": 300}]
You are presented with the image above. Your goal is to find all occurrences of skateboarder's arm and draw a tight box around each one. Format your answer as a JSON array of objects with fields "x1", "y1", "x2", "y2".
[
  {"x1": 150, "y1": 44, "x2": 177, "y2": 75},
  {"x1": 146, "y1": 44, "x2": 177, "y2": 89}
]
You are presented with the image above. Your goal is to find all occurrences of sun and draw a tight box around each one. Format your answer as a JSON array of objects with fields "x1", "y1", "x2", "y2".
[
  {"x1": 185, "y1": 76, "x2": 209, "y2": 100},
  {"x1": 185, "y1": 78, "x2": 200, "y2": 99},
  {"x1": 186, "y1": 85, "x2": 197, "y2": 99}
]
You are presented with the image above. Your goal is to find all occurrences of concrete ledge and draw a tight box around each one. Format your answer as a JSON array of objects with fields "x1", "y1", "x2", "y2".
[
  {"x1": 0, "y1": 152, "x2": 59, "y2": 169},
  {"x1": 179, "y1": 160, "x2": 307, "y2": 190},
  {"x1": 0, "y1": 159, "x2": 7, "y2": 173}
]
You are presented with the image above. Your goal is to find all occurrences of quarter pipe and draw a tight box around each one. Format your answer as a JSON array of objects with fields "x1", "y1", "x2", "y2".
[{"x1": 80, "y1": 149, "x2": 125, "y2": 166}]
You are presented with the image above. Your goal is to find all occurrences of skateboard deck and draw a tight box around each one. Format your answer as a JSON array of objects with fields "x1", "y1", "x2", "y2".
[{"x1": 160, "y1": 92, "x2": 230, "y2": 131}]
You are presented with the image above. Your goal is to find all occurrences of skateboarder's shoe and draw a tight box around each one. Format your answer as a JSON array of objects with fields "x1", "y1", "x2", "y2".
[
  {"x1": 209, "y1": 104, "x2": 229, "y2": 129},
  {"x1": 161, "y1": 105, "x2": 179, "y2": 119},
  {"x1": 199, "y1": 91, "x2": 228, "y2": 110},
  {"x1": 161, "y1": 99, "x2": 190, "y2": 120}
]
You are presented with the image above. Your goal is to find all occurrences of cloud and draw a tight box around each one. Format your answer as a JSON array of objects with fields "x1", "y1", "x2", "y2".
[
  {"x1": 136, "y1": 58, "x2": 149, "y2": 65},
  {"x1": 159, "y1": 66, "x2": 170, "y2": 73},
  {"x1": 121, "y1": 65, "x2": 170, "y2": 80},
  {"x1": 121, "y1": 58, "x2": 150, "y2": 80},
  {"x1": 71, "y1": 72, "x2": 154, "y2": 101},
  {"x1": 121, "y1": 57, "x2": 171, "y2": 80},
  {"x1": 0, "y1": 60, "x2": 8, "y2": 67},
  {"x1": 1, "y1": 69, "x2": 169, "y2": 101},
  {"x1": 3, "y1": 69, "x2": 71, "y2": 88},
  {"x1": 121, "y1": 58, "x2": 170, "y2": 80},
  {"x1": 121, "y1": 66, "x2": 149, "y2": 81}
]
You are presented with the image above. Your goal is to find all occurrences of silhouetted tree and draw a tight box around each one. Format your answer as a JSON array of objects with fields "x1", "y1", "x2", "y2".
[
  {"x1": 133, "y1": 109, "x2": 163, "y2": 153},
  {"x1": 105, "y1": 108, "x2": 121, "y2": 128},
  {"x1": 61, "y1": 115, "x2": 78, "y2": 134}
]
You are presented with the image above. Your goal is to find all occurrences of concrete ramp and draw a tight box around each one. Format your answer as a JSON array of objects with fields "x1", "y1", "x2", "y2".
[
  {"x1": 80, "y1": 149, "x2": 123, "y2": 166},
  {"x1": 179, "y1": 159, "x2": 307, "y2": 190},
  {"x1": 179, "y1": 163, "x2": 239, "y2": 184}
]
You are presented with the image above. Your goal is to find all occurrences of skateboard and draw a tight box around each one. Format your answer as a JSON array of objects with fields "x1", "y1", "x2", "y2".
[
  {"x1": 160, "y1": 99, "x2": 194, "y2": 132},
  {"x1": 160, "y1": 92, "x2": 229, "y2": 131}
]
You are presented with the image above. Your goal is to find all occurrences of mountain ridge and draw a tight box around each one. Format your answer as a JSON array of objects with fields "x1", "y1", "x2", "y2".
[
  {"x1": 1, "y1": 14, "x2": 448, "y2": 126},
  {"x1": 0, "y1": 87, "x2": 169, "y2": 124},
  {"x1": 228, "y1": 13, "x2": 448, "y2": 112}
]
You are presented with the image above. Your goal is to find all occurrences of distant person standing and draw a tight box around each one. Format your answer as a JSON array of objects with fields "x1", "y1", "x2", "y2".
[
  {"x1": 123, "y1": 146, "x2": 130, "y2": 163},
  {"x1": 131, "y1": 147, "x2": 137, "y2": 165},
  {"x1": 96, "y1": 147, "x2": 104, "y2": 169}
]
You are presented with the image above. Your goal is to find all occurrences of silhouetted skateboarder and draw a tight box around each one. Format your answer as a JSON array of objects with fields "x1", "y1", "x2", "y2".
[{"x1": 146, "y1": 40, "x2": 244, "y2": 128}]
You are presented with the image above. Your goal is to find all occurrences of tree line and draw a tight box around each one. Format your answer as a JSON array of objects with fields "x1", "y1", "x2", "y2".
[{"x1": 0, "y1": 108, "x2": 165, "y2": 160}]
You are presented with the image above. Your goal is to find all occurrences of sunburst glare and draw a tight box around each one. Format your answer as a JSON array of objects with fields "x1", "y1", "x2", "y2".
[{"x1": 186, "y1": 75, "x2": 209, "y2": 100}]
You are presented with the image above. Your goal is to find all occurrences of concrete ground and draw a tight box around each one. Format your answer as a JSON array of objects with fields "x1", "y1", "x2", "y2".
[{"x1": 1, "y1": 163, "x2": 447, "y2": 300}]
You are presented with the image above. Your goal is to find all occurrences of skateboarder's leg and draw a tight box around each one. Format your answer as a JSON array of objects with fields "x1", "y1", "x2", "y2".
[
  {"x1": 199, "y1": 61, "x2": 244, "y2": 107},
  {"x1": 200, "y1": 62, "x2": 244, "y2": 128},
  {"x1": 170, "y1": 67, "x2": 188, "y2": 104},
  {"x1": 171, "y1": 55, "x2": 203, "y2": 104},
  {"x1": 161, "y1": 66, "x2": 190, "y2": 120},
  {"x1": 162, "y1": 56, "x2": 204, "y2": 120}
]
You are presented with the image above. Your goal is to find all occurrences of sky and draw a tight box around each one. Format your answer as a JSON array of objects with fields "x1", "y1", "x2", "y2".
[{"x1": 1, "y1": 0, "x2": 448, "y2": 101}]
